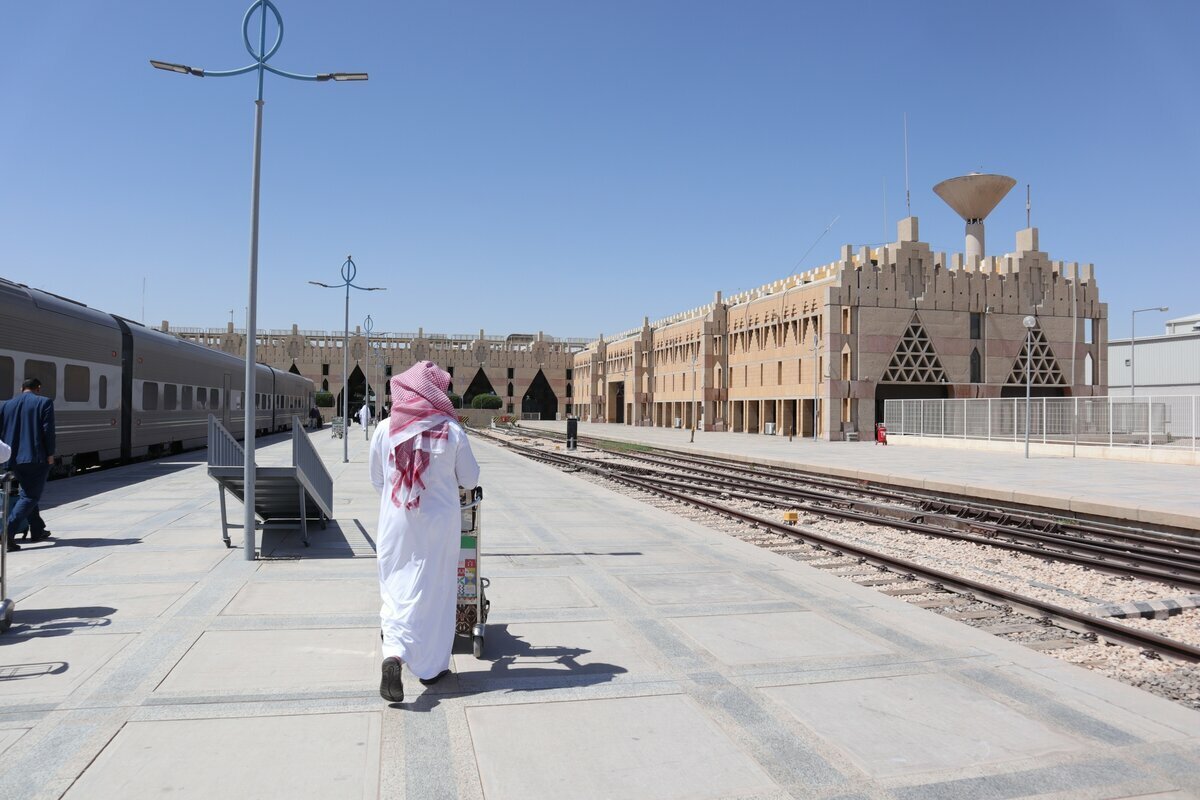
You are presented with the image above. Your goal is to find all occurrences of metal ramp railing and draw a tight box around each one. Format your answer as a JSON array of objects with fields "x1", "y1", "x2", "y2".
[{"x1": 206, "y1": 415, "x2": 334, "y2": 549}]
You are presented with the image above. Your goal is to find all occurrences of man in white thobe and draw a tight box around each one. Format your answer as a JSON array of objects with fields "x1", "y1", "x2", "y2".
[
  {"x1": 358, "y1": 403, "x2": 371, "y2": 439},
  {"x1": 369, "y1": 361, "x2": 479, "y2": 702}
]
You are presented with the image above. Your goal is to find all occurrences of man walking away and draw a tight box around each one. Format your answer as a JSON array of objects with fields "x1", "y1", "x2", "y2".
[
  {"x1": 369, "y1": 362, "x2": 480, "y2": 702},
  {"x1": 0, "y1": 378, "x2": 56, "y2": 550}
]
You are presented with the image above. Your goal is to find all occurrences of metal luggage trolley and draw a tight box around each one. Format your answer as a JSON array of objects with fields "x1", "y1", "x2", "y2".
[
  {"x1": 1, "y1": 472, "x2": 16, "y2": 633},
  {"x1": 456, "y1": 486, "x2": 489, "y2": 658}
]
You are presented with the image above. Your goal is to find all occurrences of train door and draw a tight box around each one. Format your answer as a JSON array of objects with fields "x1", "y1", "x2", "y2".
[{"x1": 222, "y1": 373, "x2": 232, "y2": 429}]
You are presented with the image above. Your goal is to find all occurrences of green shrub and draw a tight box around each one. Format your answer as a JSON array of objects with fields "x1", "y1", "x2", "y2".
[
  {"x1": 314, "y1": 391, "x2": 334, "y2": 408},
  {"x1": 447, "y1": 391, "x2": 462, "y2": 408},
  {"x1": 470, "y1": 393, "x2": 503, "y2": 409}
]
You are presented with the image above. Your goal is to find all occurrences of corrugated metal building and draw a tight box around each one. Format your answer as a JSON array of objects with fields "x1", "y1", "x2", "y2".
[{"x1": 1108, "y1": 313, "x2": 1200, "y2": 396}]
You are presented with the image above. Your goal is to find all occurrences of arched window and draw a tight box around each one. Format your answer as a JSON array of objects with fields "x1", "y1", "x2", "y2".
[{"x1": 970, "y1": 348, "x2": 982, "y2": 384}]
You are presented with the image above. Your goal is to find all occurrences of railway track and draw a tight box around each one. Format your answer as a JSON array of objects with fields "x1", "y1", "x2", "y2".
[{"x1": 478, "y1": 427, "x2": 1200, "y2": 664}]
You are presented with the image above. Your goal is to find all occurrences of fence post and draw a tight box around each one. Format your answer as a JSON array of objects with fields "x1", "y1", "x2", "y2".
[
  {"x1": 1013, "y1": 398, "x2": 1018, "y2": 443},
  {"x1": 1042, "y1": 397, "x2": 1047, "y2": 444},
  {"x1": 1072, "y1": 396, "x2": 1078, "y2": 458},
  {"x1": 941, "y1": 399, "x2": 946, "y2": 438},
  {"x1": 963, "y1": 399, "x2": 968, "y2": 439},
  {"x1": 987, "y1": 397, "x2": 992, "y2": 441},
  {"x1": 1148, "y1": 395, "x2": 1153, "y2": 450},
  {"x1": 1109, "y1": 395, "x2": 1114, "y2": 449}
]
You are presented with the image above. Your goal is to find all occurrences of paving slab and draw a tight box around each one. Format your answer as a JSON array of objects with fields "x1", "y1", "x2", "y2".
[{"x1": 61, "y1": 712, "x2": 380, "y2": 800}]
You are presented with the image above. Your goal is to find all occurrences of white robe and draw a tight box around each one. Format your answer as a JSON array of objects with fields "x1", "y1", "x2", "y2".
[
  {"x1": 368, "y1": 420, "x2": 480, "y2": 679},
  {"x1": 358, "y1": 405, "x2": 370, "y2": 428}
]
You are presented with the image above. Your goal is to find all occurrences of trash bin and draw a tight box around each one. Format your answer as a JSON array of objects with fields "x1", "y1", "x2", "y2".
[
  {"x1": 566, "y1": 417, "x2": 578, "y2": 451},
  {"x1": 875, "y1": 423, "x2": 888, "y2": 446}
]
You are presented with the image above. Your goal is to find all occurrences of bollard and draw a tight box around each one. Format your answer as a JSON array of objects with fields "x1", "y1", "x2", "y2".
[{"x1": 566, "y1": 417, "x2": 578, "y2": 451}]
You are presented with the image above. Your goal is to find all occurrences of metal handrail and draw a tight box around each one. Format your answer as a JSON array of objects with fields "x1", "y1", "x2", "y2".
[
  {"x1": 207, "y1": 414, "x2": 245, "y2": 467},
  {"x1": 291, "y1": 415, "x2": 333, "y2": 513}
]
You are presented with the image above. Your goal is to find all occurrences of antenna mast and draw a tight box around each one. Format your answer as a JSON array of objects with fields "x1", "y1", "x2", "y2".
[
  {"x1": 903, "y1": 112, "x2": 911, "y2": 217},
  {"x1": 1026, "y1": 183, "x2": 1031, "y2": 228}
]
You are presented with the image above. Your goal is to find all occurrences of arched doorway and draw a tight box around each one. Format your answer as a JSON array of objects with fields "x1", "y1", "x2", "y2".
[
  {"x1": 336, "y1": 365, "x2": 368, "y2": 416},
  {"x1": 288, "y1": 362, "x2": 301, "y2": 375},
  {"x1": 521, "y1": 369, "x2": 558, "y2": 420},
  {"x1": 463, "y1": 368, "x2": 497, "y2": 406}
]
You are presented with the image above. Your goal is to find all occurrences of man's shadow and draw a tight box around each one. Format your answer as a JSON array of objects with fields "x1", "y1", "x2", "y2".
[{"x1": 397, "y1": 624, "x2": 627, "y2": 712}]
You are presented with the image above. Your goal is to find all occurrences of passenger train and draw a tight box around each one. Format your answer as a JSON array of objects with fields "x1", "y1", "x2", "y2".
[{"x1": 0, "y1": 278, "x2": 314, "y2": 471}]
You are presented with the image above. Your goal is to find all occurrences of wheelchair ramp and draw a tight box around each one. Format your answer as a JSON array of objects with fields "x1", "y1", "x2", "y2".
[{"x1": 206, "y1": 415, "x2": 334, "y2": 548}]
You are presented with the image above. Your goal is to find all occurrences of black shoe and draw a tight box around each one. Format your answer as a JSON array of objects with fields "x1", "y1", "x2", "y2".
[
  {"x1": 5, "y1": 540, "x2": 20, "y2": 552},
  {"x1": 380, "y1": 657, "x2": 404, "y2": 702},
  {"x1": 29, "y1": 530, "x2": 51, "y2": 542},
  {"x1": 419, "y1": 669, "x2": 452, "y2": 687}
]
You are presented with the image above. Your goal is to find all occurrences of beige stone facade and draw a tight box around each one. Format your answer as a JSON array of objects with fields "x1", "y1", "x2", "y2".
[
  {"x1": 574, "y1": 217, "x2": 1108, "y2": 440},
  {"x1": 162, "y1": 325, "x2": 588, "y2": 420}
]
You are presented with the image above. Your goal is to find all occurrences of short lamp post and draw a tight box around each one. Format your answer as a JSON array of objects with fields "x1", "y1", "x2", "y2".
[
  {"x1": 1022, "y1": 315, "x2": 1036, "y2": 458},
  {"x1": 690, "y1": 351, "x2": 698, "y2": 443},
  {"x1": 151, "y1": 0, "x2": 367, "y2": 562},
  {"x1": 309, "y1": 256, "x2": 385, "y2": 463},
  {"x1": 1130, "y1": 306, "x2": 1169, "y2": 397}
]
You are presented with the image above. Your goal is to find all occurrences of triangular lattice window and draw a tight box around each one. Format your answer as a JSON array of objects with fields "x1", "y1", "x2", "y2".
[
  {"x1": 1007, "y1": 327, "x2": 1064, "y2": 385},
  {"x1": 882, "y1": 318, "x2": 947, "y2": 383}
]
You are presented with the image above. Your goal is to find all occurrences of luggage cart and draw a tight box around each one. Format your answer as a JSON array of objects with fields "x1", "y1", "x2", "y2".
[
  {"x1": 456, "y1": 486, "x2": 489, "y2": 658},
  {"x1": 1, "y1": 472, "x2": 15, "y2": 633}
]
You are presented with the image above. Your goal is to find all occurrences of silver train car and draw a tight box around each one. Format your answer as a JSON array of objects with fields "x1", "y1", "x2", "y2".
[{"x1": 0, "y1": 278, "x2": 313, "y2": 470}]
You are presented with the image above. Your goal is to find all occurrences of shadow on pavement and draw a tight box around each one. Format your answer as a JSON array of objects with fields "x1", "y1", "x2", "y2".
[
  {"x1": 261, "y1": 519, "x2": 376, "y2": 560},
  {"x1": 2, "y1": 606, "x2": 117, "y2": 639}
]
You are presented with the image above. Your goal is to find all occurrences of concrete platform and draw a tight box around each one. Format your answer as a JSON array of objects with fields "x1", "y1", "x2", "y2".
[
  {"x1": 0, "y1": 425, "x2": 1198, "y2": 799},
  {"x1": 523, "y1": 420, "x2": 1200, "y2": 531}
]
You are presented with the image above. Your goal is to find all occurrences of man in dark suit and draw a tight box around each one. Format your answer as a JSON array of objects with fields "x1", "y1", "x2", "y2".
[{"x1": 1, "y1": 377, "x2": 56, "y2": 550}]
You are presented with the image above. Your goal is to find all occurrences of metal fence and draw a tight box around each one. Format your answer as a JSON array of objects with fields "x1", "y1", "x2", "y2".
[{"x1": 883, "y1": 396, "x2": 1200, "y2": 452}]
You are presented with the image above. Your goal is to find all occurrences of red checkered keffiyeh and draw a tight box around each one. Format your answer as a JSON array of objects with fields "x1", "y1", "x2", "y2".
[{"x1": 387, "y1": 361, "x2": 456, "y2": 509}]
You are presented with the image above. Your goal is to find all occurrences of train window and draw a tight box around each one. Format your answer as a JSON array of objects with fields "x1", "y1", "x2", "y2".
[
  {"x1": 64, "y1": 364, "x2": 90, "y2": 402},
  {"x1": 0, "y1": 356, "x2": 15, "y2": 400},
  {"x1": 210, "y1": 388, "x2": 220, "y2": 409},
  {"x1": 182, "y1": 385, "x2": 193, "y2": 410},
  {"x1": 163, "y1": 384, "x2": 177, "y2": 411},
  {"x1": 142, "y1": 381, "x2": 159, "y2": 411},
  {"x1": 195, "y1": 387, "x2": 206, "y2": 409},
  {"x1": 25, "y1": 359, "x2": 57, "y2": 399},
  {"x1": 98, "y1": 375, "x2": 108, "y2": 409}
]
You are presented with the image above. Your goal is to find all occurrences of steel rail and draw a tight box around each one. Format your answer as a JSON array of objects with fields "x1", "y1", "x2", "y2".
[
  {"x1": 525, "y1": 428, "x2": 1200, "y2": 553},
  {"x1": 485, "y1": 432, "x2": 1200, "y2": 663}
]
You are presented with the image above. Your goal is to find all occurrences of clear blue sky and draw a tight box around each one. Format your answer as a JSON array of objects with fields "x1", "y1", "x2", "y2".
[{"x1": 2, "y1": 1, "x2": 1197, "y2": 340}]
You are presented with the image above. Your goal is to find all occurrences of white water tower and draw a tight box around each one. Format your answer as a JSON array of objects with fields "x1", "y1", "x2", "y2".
[{"x1": 933, "y1": 173, "x2": 1016, "y2": 263}]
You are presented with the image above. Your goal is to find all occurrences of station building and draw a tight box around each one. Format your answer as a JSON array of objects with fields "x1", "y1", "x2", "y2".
[
  {"x1": 162, "y1": 324, "x2": 588, "y2": 420},
  {"x1": 574, "y1": 207, "x2": 1108, "y2": 440}
]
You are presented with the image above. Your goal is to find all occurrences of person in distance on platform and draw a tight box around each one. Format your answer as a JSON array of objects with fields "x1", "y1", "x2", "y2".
[
  {"x1": 358, "y1": 402, "x2": 371, "y2": 437},
  {"x1": 369, "y1": 361, "x2": 480, "y2": 703},
  {"x1": 0, "y1": 378, "x2": 57, "y2": 551}
]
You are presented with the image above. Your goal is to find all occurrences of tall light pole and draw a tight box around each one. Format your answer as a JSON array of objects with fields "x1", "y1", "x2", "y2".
[
  {"x1": 309, "y1": 256, "x2": 385, "y2": 463},
  {"x1": 151, "y1": 0, "x2": 367, "y2": 562},
  {"x1": 1130, "y1": 306, "x2": 1169, "y2": 397},
  {"x1": 363, "y1": 314, "x2": 374, "y2": 440},
  {"x1": 1022, "y1": 315, "x2": 1036, "y2": 458}
]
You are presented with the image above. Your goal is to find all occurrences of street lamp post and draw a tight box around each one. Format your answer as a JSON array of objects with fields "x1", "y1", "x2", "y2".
[
  {"x1": 689, "y1": 351, "x2": 698, "y2": 443},
  {"x1": 1130, "y1": 306, "x2": 1169, "y2": 397},
  {"x1": 363, "y1": 315, "x2": 374, "y2": 440},
  {"x1": 151, "y1": 0, "x2": 367, "y2": 562},
  {"x1": 1022, "y1": 315, "x2": 1037, "y2": 458},
  {"x1": 309, "y1": 256, "x2": 385, "y2": 463},
  {"x1": 812, "y1": 317, "x2": 821, "y2": 442}
]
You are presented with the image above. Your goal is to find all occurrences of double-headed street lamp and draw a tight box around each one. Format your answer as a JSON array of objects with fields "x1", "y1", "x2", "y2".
[
  {"x1": 310, "y1": 256, "x2": 385, "y2": 463},
  {"x1": 1130, "y1": 306, "x2": 1169, "y2": 397},
  {"x1": 151, "y1": 0, "x2": 367, "y2": 562}
]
